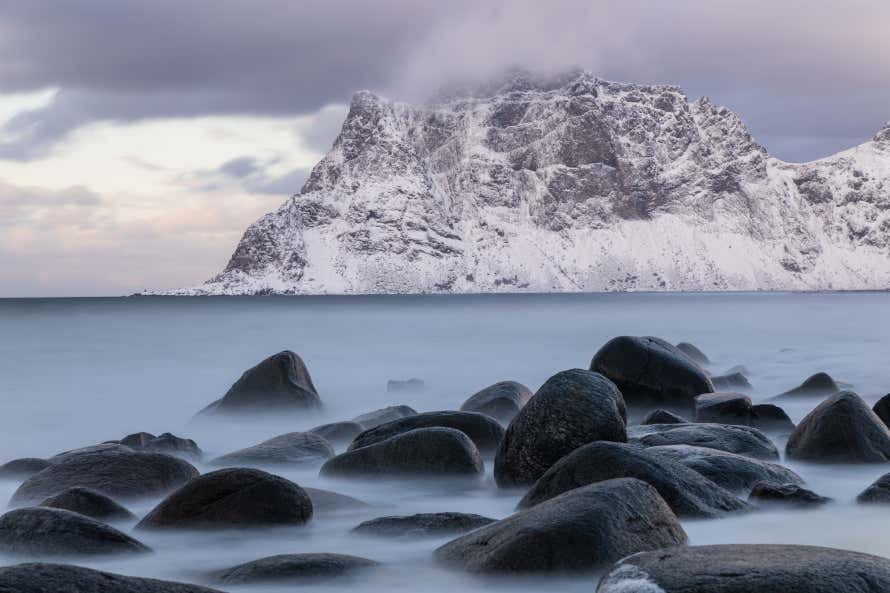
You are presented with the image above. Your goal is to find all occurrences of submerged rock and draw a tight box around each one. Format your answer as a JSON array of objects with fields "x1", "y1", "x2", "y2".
[
  {"x1": 0, "y1": 458, "x2": 50, "y2": 480},
  {"x1": 710, "y1": 371, "x2": 753, "y2": 392},
  {"x1": 641, "y1": 409, "x2": 687, "y2": 425},
  {"x1": 675, "y1": 341, "x2": 710, "y2": 365},
  {"x1": 39, "y1": 487, "x2": 134, "y2": 521},
  {"x1": 857, "y1": 473, "x2": 890, "y2": 504},
  {"x1": 748, "y1": 482, "x2": 831, "y2": 507},
  {"x1": 460, "y1": 381, "x2": 533, "y2": 423},
  {"x1": 773, "y1": 372, "x2": 840, "y2": 399},
  {"x1": 137, "y1": 468, "x2": 313, "y2": 529},
  {"x1": 628, "y1": 422, "x2": 778, "y2": 460},
  {"x1": 210, "y1": 432, "x2": 334, "y2": 467},
  {"x1": 386, "y1": 378, "x2": 425, "y2": 392},
  {"x1": 435, "y1": 478, "x2": 686, "y2": 573},
  {"x1": 303, "y1": 487, "x2": 369, "y2": 513},
  {"x1": 596, "y1": 544, "x2": 890, "y2": 593},
  {"x1": 213, "y1": 553, "x2": 378, "y2": 585},
  {"x1": 786, "y1": 391, "x2": 890, "y2": 462},
  {"x1": 351, "y1": 405, "x2": 417, "y2": 429},
  {"x1": 0, "y1": 507, "x2": 149, "y2": 557},
  {"x1": 494, "y1": 369, "x2": 626, "y2": 488},
  {"x1": 0, "y1": 563, "x2": 223, "y2": 593},
  {"x1": 352, "y1": 512, "x2": 494, "y2": 537},
  {"x1": 348, "y1": 411, "x2": 505, "y2": 456},
  {"x1": 308, "y1": 421, "x2": 365, "y2": 447}
]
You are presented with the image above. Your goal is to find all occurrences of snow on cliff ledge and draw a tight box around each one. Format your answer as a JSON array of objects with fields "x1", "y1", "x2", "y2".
[{"x1": 166, "y1": 71, "x2": 890, "y2": 295}]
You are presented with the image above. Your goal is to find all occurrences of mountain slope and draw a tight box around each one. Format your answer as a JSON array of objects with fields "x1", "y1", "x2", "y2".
[{"x1": 170, "y1": 71, "x2": 890, "y2": 294}]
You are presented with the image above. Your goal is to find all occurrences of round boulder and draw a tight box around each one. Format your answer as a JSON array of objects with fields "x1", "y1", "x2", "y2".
[
  {"x1": 137, "y1": 468, "x2": 312, "y2": 530},
  {"x1": 321, "y1": 427, "x2": 483, "y2": 478},
  {"x1": 628, "y1": 422, "x2": 778, "y2": 460},
  {"x1": 0, "y1": 458, "x2": 50, "y2": 480},
  {"x1": 590, "y1": 336, "x2": 714, "y2": 413},
  {"x1": 873, "y1": 394, "x2": 890, "y2": 428},
  {"x1": 642, "y1": 409, "x2": 687, "y2": 425},
  {"x1": 0, "y1": 563, "x2": 223, "y2": 593},
  {"x1": 494, "y1": 369, "x2": 626, "y2": 488},
  {"x1": 351, "y1": 405, "x2": 417, "y2": 429},
  {"x1": 352, "y1": 512, "x2": 494, "y2": 538},
  {"x1": 786, "y1": 391, "x2": 890, "y2": 462},
  {"x1": 0, "y1": 507, "x2": 149, "y2": 557},
  {"x1": 210, "y1": 432, "x2": 334, "y2": 467},
  {"x1": 119, "y1": 432, "x2": 202, "y2": 461},
  {"x1": 308, "y1": 422, "x2": 365, "y2": 447},
  {"x1": 675, "y1": 341, "x2": 710, "y2": 365},
  {"x1": 694, "y1": 392, "x2": 753, "y2": 425},
  {"x1": 435, "y1": 478, "x2": 687, "y2": 573},
  {"x1": 348, "y1": 411, "x2": 505, "y2": 456},
  {"x1": 518, "y1": 441, "x2": 747, "y2": 517},
  {"x1": 213, "y1": 553, "x2": 378, "y2": 585},
  {"x1": 460, "y1": 381, "x2": 533, "y2": 423},
  {"x1": 711, "y1": 371, "x2": 753, "y2": 392},
  {"x1": 773, "y1": 371, "x2": 840, "y2": 400},
  {"x1": 748, "y1": 482, "x2": 831, "y2": 507},
  {"x1": 39, "y1": 487, "x2": 134, "y2": 521},
  {"x1": 857, "y1": 473, "x2": 890, "y2": 503},
  {"x1": 750, "y1": 403, "x2": 795, "y2": 433}
]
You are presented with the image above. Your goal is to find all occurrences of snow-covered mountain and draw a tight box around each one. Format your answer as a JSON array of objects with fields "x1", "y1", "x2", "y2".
[{"x1": 169, "y1": 70, "x2": 890, "y2": 294}]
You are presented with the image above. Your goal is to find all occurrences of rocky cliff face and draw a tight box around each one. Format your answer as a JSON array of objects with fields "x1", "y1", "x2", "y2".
[{"x1": 172, "y1": 71, "x2": 890, "y2": 294}]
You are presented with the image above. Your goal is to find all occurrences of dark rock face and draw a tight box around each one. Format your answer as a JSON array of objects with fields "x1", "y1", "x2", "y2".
[
  {"x1": 198, "y1": 351, "x2": 321, "y2": 415},
  {"x1": 494, "y1": 369, "x2": 626, "y2": 488},
  {"x1": 308, "y1": 422, "x2": 365, "y2": 447},
  {"x1": 786, "y1": 391, "x2": 890, "y2": 462},
  {"x1": 641, "y1": 409, "x2": 687, "y2": 424},
  {"x1": 590, "y1": 336, "x2": 714, "y2": 413},
  {"x1": 628, "y1": 423, "x2": 778, "y2": 460},
  {"x1": 0, "y1": 507, "x2": 149, "y2": 557},
  {"x1": 873, "y1": 394, "x2": 890, "y2": 427},
  {"x1": 39, "y1": 487, "x2": 134, "y2": 521},
  {"x1": 694, "y1": 392, "x2": 753, "y2": 424},
  {"x1": 857, "y1": 473, "x2": 890, "y2": 503},
  {"x1": 210, "y1": 432, "x2": 334, "y2": 467},
  {"x1": 321, "y1": 428, "x2": 483, "y2": 478},
  {"x1": 214, "y1": 553, "x2": 378, "y2": 585},
  {"x1": 749, "y1": 482, "x2": 831, "y2": 506},
  {"x1": 435, "y1": 478, "x2": 686, "y2": 573},
  {"x1": 119, "y1": 432, "x2": 202, "y2": 461},
  {"x1": 750, "y1": 403, "x2": 795, "y2": 432},
  {"x1": 351, "y1": 405, "x2": 417, "y2": 429},
  {"x1": 518, "y1": 441, "x2": 746, "y2": 517},
  {"x1": 460, "y1": 381, "x2": 533, "y2": 423},
  {"x1": 302, "y1": 487, "x2": 369, "y2": 513},
  {"x1": 11, "y1": 449, "x2": 199, "y2": 505},
  {"x1": 0, "y1": 458, "x2": 50, "y2": 480},
  {"x1": 0, "y1": 563, "x2": 224, "y2": 593},
  {"x1": 711, "y1": 371, "x2": 753, "y2": 392},
  {"x1": 648, "y1": 444, "x2": 803, "y2": 494},
  {"x1": 352, "y1": 512, "x2": 495, "y2": 537},
  {"x1": 386, "y1": 378, "x2": 425, "y2": 392},
  {"x1": 348, "y1": 411, "x2": 505, "y2": 456},
  {"x1": 774, "y1": 371, "x2": 840, "y2": 399},
  {"x1": 596, "y1": 544, "x2": 890, "y2": 593},
  {"x1": 137, "y1": 468, "x2": 313, "y2": 530},
  {"x1": 675, "y1": 341, "x2": 710, "y2": 365}
]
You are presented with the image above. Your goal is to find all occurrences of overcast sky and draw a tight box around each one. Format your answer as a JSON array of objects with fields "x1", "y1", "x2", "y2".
[{"x1": 1, "y1": 0, "x2": 889, "y2": 296}]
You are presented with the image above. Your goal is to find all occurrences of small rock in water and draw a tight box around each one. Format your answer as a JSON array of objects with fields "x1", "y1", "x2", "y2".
[
  {"x1": 351, "y1": 405, "x2": 417, "y2": 429},
  {"x1": 628, "y1": 422, "x2": 779, "y2": 460},
  {"x1": 210, "y1": 432, "x2": 334, "y2": 467},
  {"x1": 0, "y1": 458, "x2": 50, "y2": 480},
  {"x1": 748, "y1": 482, "x2": 831, "y2": 506},
  {"x1": 772, "y1": 371, "x2": 840, "y2": 400},
  {"x1": 694, "y1": 392, "x2": 753, "y2": 425},
  {"x1": 0, "y1": 563, "x2": 223, "y2": 593},
  {"x1": 0, "y1": 507, "x2": 149, "y2": 557},
  {"x1": 308, "y1": 421, "x2": 365, "y2": 447},
  {"x1": 386, "y1": 378, "x2": 425, "y2": 393},
  {"x1": 302, "y1": 487, "x2": 369, "y2": 513},
  {"x1": 460, "y1": 380, "x2": 533, "y2": 423},
  {"x1": 710, "y1": 371, "x2": 753, "y2": 392},
  {"x1": 213, "y1": 553, "x2": 378, "y2": 585},
  {"x1": 872, "y1": 393, "x2": 890, "y2": 428},
  {"x1": 39, "y1": 487, "x2": 134, "y2": 521},
  {"x1": 856, "y1": 473, "x2": 890, "y2": 504},
  {"x1": 750, "y1": 403, "x2": 795, "y2": 433},
  {"x1": 348, "y1": 411, "x2": 505, "y2": 456},
  {"x1": 352, "y1": 512, "x2": 495, "y2": 537},
  {"x1": 641, "y1": 409, "x2": 688, "y2": 424},
  {"x1": 675, "y1": 341, "x2": 710, "y2": 365},
  {"x1": 118, "y1": 432, "x2": 202, "y2": 461}
]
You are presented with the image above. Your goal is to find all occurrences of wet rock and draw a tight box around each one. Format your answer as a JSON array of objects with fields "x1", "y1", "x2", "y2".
[
  {"x1": 50, "y1": 443, "x2": 134, "y2": 464},
  {"x1": 873, "y1": 393, "x2": 890, "y2": 428},
  {"x1": 694, "y1": 392, "x2": 753, "y2": 425},
  {"x1": 0, "y1": 563, "x2": 223, "y2": 593},
  {"x1": 519, "y1": 441, "x2": 746, "y2": 517},
  {"x1": 629, "y1": 423, "x2": 778, "y2": 460},
  {"x1": 0, "y1": 507, "x2": 149, "y2": 557},
  {"x1": 198, "y1": 351, "x2": 321, "y2": 416},
  {"x1": 749, "y1": 482, "x2": 831, "y2": 506},
  {"x1": 786, "y1": 391, "x2": 890, "y2": 462},
  {"x1": 137, "y1": 468, "x2": 312, "y2": 529},
  {"x1": 590, "y1": 336, "x2": 714, "y2": 413},
  {"x1": 460, "y1": 380, "x2": 533, "y2": 423},
  {"x1": 118, "y1": 432, "x2": 202, "y2": 461},
  {"x1": 494, "y1": 369, "x2": 626, "y2": 488},
  {"x1": 11, "y1": 449, "x2": 198, "y2": 505},
  {"x1": 321, "y1": 427, "x2": 483, "y2": 478},
  {"x1": 857, "y1": 473, "x2": 890, "y2": 503},
  {"x1": 751, "y1": 403, "x2": 795, "y2": 432},
  {"x1": 308, "y1": 421, "x2": 364, "y2": 447},
  {"x1": 435, "y1": 478, "x2": 686, "y2": 573},
  {"x1": 773, "y1": 371, "x2": 840, "y2": 399},
  {"x1": 648, "y1": 444, "x2": 803, "y2": 494},
  {"x1": 386, "y1": 378, "x2": 424, "y2": 392},
  {"x1": 210, "y1": 432, "x2": 334, "y2": 467},
  {"x1": 39, "y1": 487, "x2": 134, "y2": 521},
  {"x1": 596, "y1": 544, "x2": 890, "y2": 593},
  {"x1": 348, "y1": 411, "x2": 505, "y2": 456},
  {"x1": 303, "y1": 487, "x2": 369, "y2": 513},
  {"x1": 351, "y1": 405, "x2": 417, "y2": 429},
  {"x1": 641, "y1": 409, "x2": 687, "y2": 424},
  {"x1": 711, "y1": 371, "x2": 753, "y2": 392},
  {"x1": 675, "y1": 341, "x2": 710, "y2": 365},
  {"x1": 0, "y1": 458, "x2": 50, "y2": 480},
  {"x1": 214, "y1": 553, "x2": 378, "y2": 585},
  {"x1": 352, "y1": 512, "x2": 494, "y2": 537}
]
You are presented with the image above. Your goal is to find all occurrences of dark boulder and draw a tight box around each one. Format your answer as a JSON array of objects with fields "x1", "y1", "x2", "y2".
[
  {"x1": 873, "y1": 394, "x2": 890, "y2": 428},
  {"x1": 0, "y1": 507, "x2": 148, "y2": 557},
  {"x1": 351, "y1": 405, "x2": 417, "y2": 429},
  {"x1": 198, "y1": 350, "x2": 321, "y2": 416},
  {"x1": 348, "y1": 411, "x2": 505, "y2": 456},
  {"x1": 641, "y1": 409, "x2": 687, "y2": 424},
  {"x1": 0, "y1": 563, "x2": 223, "y2": 593},
  {"x1": 786, "y1": 391, "x2": 890, "y2": 462},
  {"x1": 321, "y1": 427, "x2": 483, "y2": 478},
  {"x1": 857, "y1": 473, "x2": 890, "y2": 503},
  {"x1": 214, "y1": 553, "x2": 378, "y2": 585},
  {"x1": 590, "y1": 336, "x2": 714, "y2": 413},
  {"x1": 711, "y1": 371, "x2": 753, "y2": 392},
  {"x1": 435, "y1": 478, "x2": 686, "y2": 573},
  {"x1": 49, "y1": 443, "x2": 133, "y2": 464},
  {"x1": 750, "y1": 403, "x2": 795, "y2": 432},
  {"x1": 748, "y1": 482, "x2": 831, "y2": 506},
  {"x1": 137, "y1": 468, "x2": 312, "y2": 529},
  {"x1": 518, "y1": 441, "x2": 746, "y2": 517},
  {"x1": 596, "y1": 544, "x2": 890, "y2": 593},
  {"x1": 694, "y1": 392, "x2": 753, "y2": 425},
  {"x1": 386, "y1": 378, "x2": 424, "y2": 392},
  {"x1": 460, "y1": 381, "x2": 533, "y2": 423},
  {"x1": 494, "y1": 369, "x2": 626, "y2": 488},
  {"x1": 303, "y1": 487, "x2": 369, "y2": 513},
  {"x1": 0, "y1": 458, "x2": 50, "y2": 480},
  {"x1": 308, "y1": 421, "x2": 365, "y2": 447},
  {"x1": 119, "y1": 432, "x2": 202, "y2": 461},
  {"x1": 353, "y1": 512, "x2": 494, "y2": 537},
  {"x1": 675, "y1": 341, "x2": 710, "y2": 365},
  {"x1": 11, "y1": 449, "x2": 198, "y2": 505},
  {"x1": 773, "y1": 371, "x2": 840, "y2": 400},
  {"x1": 210, "y1": 432, "x2": 334, "y2": 467},
  {"x1": 648, "y1": 444, "x2": 803, "y2": 494},
  {"x1": 629, "y1": 423, "x2": 778, "y2": 460},
  {"x1": 39, "y1": 487, "x2": 134, "y2": 521}
]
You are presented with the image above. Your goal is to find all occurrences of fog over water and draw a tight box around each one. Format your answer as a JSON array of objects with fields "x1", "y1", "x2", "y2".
[{"x1": 1, "y1": 292, "x2": 890, "y2": 590}]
